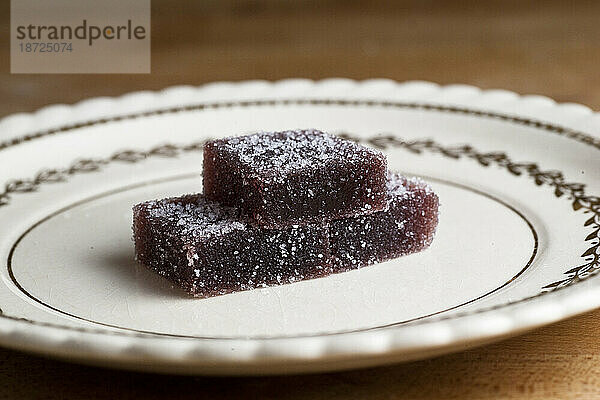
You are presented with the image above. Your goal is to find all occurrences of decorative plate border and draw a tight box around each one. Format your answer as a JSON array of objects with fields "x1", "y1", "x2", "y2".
[{"x1": 0, "y1": 132, "x2": 595, "y2": 334}]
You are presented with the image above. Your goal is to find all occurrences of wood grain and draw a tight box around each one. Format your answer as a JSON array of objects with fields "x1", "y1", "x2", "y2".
[{"x1": 1, "y1": 1, "x2": 600, "y2": 398}]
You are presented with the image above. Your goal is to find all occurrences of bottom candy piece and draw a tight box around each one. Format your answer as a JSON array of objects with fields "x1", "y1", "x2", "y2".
[{"x1": 132, "y1": 173, "x2": 439, "y2": 298}]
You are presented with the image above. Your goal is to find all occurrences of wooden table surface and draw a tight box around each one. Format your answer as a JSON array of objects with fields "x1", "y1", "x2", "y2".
[{"x1": 1, "y1": 1, "x2": 600, "y2": 398}]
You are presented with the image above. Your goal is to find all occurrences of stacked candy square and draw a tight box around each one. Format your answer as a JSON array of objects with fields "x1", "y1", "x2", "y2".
[{"x1": 133, "y1": 129, "x2": 439, "y2": 297}]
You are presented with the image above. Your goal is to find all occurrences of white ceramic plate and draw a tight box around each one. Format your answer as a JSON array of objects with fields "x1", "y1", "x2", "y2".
[{"x1": 0, "y1": 79, "x2": 598, "y2": 375}]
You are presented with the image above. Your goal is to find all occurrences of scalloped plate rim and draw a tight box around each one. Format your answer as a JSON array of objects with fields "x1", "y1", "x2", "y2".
[{"x1": 0, "y1": 79, "x2": 598, "y2": 375}]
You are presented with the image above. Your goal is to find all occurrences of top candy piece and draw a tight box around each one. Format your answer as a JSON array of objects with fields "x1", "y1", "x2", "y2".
[{"x1": 203, "y1": 129, "x2": 388, "y2": 228}]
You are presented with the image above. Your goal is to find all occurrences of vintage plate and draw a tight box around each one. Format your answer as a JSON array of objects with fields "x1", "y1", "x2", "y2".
[{"x1": 0, "y1": 79, "x2": 598, "y2": 375}]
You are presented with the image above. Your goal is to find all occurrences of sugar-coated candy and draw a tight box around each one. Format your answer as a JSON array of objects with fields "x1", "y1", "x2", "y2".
[{"x1": 203, "y1": 129, "x2": 388, "y2": 228}]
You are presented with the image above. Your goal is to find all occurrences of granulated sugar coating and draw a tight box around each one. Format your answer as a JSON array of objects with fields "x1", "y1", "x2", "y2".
[
  {"x1": 132, "y1": 173, "x2": 439, "y2": 298},
  {"x1": 133, "y1": 194, "x2": 331, "y2": 298},
  {"x1": 329, "y1": 172, "x2": 439, "y2": 269},
  {"x1": 203, "y1": 129, "x2": 388, "y2": 228}
]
